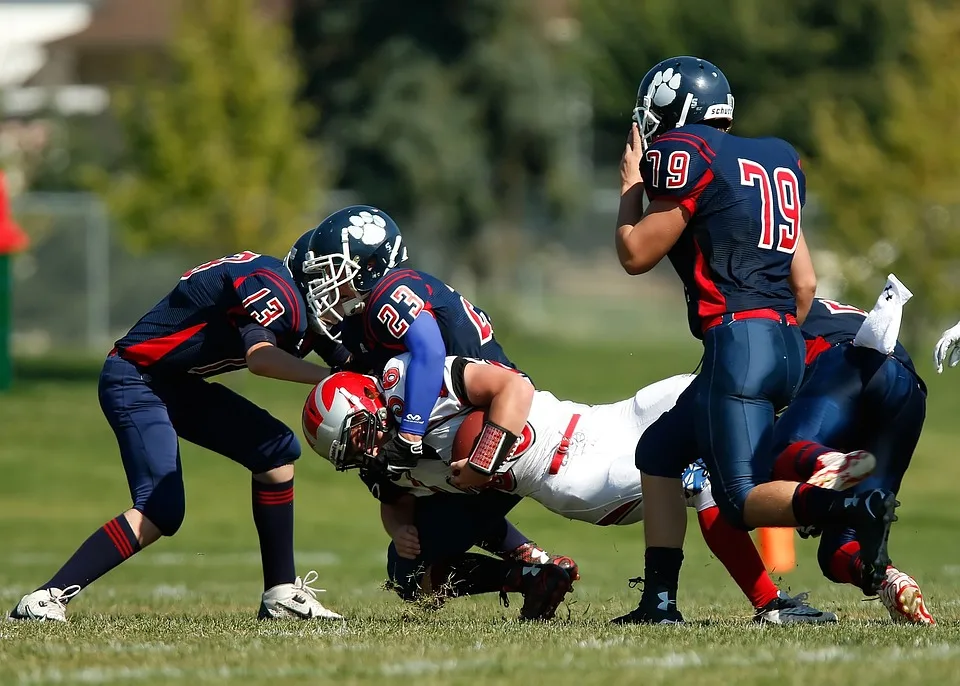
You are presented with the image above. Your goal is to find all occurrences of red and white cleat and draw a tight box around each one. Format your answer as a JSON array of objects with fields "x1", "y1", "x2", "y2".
[
  {"x1": 879, "y1": 567, "x2": 935, "y2": 625},
  {"x1": 808, "y1": 450, "x2": 876, "y2": 491},
  {"x1": 506, "y1": 542, "x2": 580, "y2": 582}
]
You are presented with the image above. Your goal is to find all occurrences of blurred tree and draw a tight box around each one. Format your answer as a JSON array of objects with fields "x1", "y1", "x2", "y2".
[
  {"x1": 88, "y1": 0, "x2": 321, "y2": 258},
  {"x1": 809, "y1": 1, "x2": 960, "y2": 345},
  {"x1": 580, "y1": 0, "x2": 908, "y2": 158},
  {"x1": 290, "y1": 0, "x2": 584, "y2": 281}
]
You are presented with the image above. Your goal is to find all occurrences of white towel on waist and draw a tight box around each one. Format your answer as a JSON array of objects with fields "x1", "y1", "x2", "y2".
[{"x1": 853, "y1": 273, "x2": 912, "y2": 354}]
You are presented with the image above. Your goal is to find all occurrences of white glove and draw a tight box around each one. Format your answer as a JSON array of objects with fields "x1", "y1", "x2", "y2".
[{"x1": 934, "y1": 320, "x2": 960, "y2": 374}]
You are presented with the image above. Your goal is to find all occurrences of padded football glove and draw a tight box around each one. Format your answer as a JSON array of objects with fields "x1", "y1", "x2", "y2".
[{"x1": 379, "y1": 434, "x2": 423, "y2": 472}]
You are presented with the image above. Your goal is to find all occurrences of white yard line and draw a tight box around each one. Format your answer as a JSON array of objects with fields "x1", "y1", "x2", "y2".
[{"x1": 3, "y1": 551, "x2": 340, "y2": 567}]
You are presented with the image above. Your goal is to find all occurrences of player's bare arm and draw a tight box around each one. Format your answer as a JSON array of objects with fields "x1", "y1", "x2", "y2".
[
  {"x1": 616, "y1": 199, "x2": 689, "y2": 275},
  {"x1": 245, "y1": 341, "x2": 330, "y2": 385},
  {"x1": 615, "y1": 123, "x2": 689, "y2": 275},
  {"x1": 449, "y1": 361, "x2": 535, "y2": 489},
  {"x1": 788, "y1": 232, "x2": 817, "y2": 324},
  {"x1": 380, "y1": 496, "x2": 420, "y2": 560}
]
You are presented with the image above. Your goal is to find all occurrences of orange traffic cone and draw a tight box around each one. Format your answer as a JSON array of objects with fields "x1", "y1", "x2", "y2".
[{"x1": 758, "y1": 527, "x2": 795, "y2": 573}]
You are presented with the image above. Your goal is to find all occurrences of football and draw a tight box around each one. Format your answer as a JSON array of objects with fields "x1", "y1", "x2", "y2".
[{"x1": 451, "y1": 408, "x2": 487, "y2": 463}]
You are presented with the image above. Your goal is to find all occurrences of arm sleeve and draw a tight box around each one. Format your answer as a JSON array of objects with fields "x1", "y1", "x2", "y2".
[
  {"x1": 397, "y1": 314, "x2": 446, "y2": 435},
  {"x1": 239, "y1": 321, "x2": 278, "y2": 350}
]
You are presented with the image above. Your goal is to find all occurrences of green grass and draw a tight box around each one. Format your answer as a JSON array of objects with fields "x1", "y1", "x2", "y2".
[{"x1": 2, "y1": 335, "x2": 960, "y2": 685}]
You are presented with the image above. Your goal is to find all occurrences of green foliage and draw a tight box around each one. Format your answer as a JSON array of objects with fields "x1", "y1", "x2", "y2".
[
  {"x1": 580, "y1": 0, "x2": 909, "y2": 156},
  {"x1": 809, "y1": 1, "x2": 960, "y2": 339},
  {"x1": 290, "y1": 1, "x2": 584, "y2": 252},
  {"x1": 89, "y1": 0, "x2": 322, "y2": 258}
]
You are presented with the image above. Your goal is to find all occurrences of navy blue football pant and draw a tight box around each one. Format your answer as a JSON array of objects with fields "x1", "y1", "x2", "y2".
[
  {"x1": 638, "y1": 317, "x2": 805, "y2": 529},
  {"x1": 773, "y1": 343, "x2": 926, "y2": 582},
  {"x1": 98, "y1": 355, "x2": 301, "y2": 536},
  {"x1": 387, "y1": 491, "x2": 520, "y2": 600}
]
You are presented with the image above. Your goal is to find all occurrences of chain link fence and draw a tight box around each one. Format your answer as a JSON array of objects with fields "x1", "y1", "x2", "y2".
[{"x1": 10, "y1": 190, "x2": 697, "y2": 356}]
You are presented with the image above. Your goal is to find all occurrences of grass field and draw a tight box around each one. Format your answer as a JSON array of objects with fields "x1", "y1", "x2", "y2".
[{"x1": 2, "y1": 335, "x2": 960, "y2": 685}]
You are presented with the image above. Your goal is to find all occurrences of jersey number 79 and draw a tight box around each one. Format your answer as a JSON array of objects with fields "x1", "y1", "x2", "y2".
[{"x1": 738, "y1": 159, "x2": 801, "y2": 254}]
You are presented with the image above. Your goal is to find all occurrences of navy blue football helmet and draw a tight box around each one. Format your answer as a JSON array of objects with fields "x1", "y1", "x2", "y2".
[
  {"x1": 633, "y1": 56, "x2": 734, "y2": 145},
  {"x1": 287, "y1": 205, "x2": 408, "y2": 339}
]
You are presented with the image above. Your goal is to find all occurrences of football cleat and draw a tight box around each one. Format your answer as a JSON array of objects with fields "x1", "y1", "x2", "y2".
[
  {"x1": 8, "y1": 585, "x2": 80, "y2": 622},
  {"x1": 850, "y1": 489, "x2": 899, "y2": 595},
  {"x1": 503, "y1": 541, "x2": 580, "y2": 582},
  {"x1": 257, "y1": 571, "x2": 343, "y2": 621},
  {"x1": 879, "y1": 567, "x2": 935, "y2": 625},
  {"x1": 610, "y1": 577, "x2": 684, "y2": 625},
  {"x1": 754, "y1": 591, "x2": 837, "y2": 624},
  {"x1": 502, "y1": 562, "x2": 572, "y2": 621},
  {"x1": 807, "y1": 450, "x2": 877, "y2": 491}
]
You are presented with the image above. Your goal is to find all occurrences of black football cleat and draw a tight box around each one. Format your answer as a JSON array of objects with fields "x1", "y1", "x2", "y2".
[
  {"x1": 611, "y1": 578, "x2": 683, "y2": 625},
  {"x1": 503, "y1": 562, "x2": 572, "y2": 621}
]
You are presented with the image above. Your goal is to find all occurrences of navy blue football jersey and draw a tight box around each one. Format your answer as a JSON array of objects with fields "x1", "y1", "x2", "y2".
[
  {"x1": 801, "y1": 298, "x2": 918, "y2": 379},
  {"x1": 641, "y1": 124, "x2": 805, "y2": 338},
  {"x1": 115, "y1": 252, "x2": 309, "y2": 377},
  {"x1": 328, "y1": 268, "x2": 513, "y2": 374}
]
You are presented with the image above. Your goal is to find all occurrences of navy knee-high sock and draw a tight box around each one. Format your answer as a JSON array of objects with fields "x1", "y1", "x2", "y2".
[
  {"x1": 43, "y1": 514, "x2": 141, "y2": 597},
  {"x1": 252, "y1": 478, "x2": 296, "y2": 591}
]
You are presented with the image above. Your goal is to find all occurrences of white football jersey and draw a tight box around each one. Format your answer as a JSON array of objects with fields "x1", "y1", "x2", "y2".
[
  {"x1": 380, "y1": 354, "x2": 582, "y2": 498},
  {"x1": 376, "y1": 357, "x2": 710, "y2": 525}
]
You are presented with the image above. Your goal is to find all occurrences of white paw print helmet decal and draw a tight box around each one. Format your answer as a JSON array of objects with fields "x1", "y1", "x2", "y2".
[
  {"x1": 346, "y1": 211, "x2": 387, "y2": 246},
  {"x1": 647, "y1": 67, "x2": 682, "y2": 107}
]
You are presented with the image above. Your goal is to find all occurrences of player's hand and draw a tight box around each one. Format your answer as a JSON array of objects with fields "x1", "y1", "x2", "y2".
[
  {"x1": 391, "y1": 524, "x2": 421, "y2": 560},
  {"x1": 448, "y1": 458, "x2": 494, "y2": 490},
  {"x1": 379, "y1": 433, "x2": 423, "y2": 472},
  {"x1": 934, "y1": 320, "x2": 960, "y2": 373},
  {"x1": 620, "y1": 122, "x2": 645, "y2": 194}
]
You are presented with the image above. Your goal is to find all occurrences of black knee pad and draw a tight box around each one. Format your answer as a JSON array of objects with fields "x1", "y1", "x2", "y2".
[
  {"x1": 251, "y1": 431, "x2": 301, "y2": 474},
  {"x1": 140, "y1": 478, "x2": 186, "y2": 537}
]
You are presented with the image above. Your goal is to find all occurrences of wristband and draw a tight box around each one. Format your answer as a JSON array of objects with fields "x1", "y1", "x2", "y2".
[{"x1": 467, "y1": 420, "x2": 520, "y2": 475}]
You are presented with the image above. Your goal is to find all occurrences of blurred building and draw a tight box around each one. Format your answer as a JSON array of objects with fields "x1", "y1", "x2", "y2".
[{"x1": 4, "y1": 0, "x2": 290, "y2": 117}]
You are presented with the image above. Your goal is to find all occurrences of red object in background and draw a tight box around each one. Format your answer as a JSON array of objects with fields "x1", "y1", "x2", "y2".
[{"x1": 0, "y1": 171, "x2": 28, "y2": 255}]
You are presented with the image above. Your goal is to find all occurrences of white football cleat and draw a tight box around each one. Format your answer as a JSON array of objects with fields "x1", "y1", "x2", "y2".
[
  {"x1": 8, "y1": 585, "x2": 80, "y2": 622},
  {"x1": 258, "y1": 570, "x2": 343, "y2": 621},
  {"x1": 807, "y1": 450, "x2": 876, "y2": 490},
  {"x1": 879, "y1": 567, "x2": 935, "y2": 625},
  {"x1": 753, "y1": 591, "x2": 838, "y2": 624}
]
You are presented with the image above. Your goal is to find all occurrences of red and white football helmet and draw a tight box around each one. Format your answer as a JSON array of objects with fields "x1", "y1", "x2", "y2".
[{"x1": 302, "y1": 372, "x2": 388, "y2": 471}]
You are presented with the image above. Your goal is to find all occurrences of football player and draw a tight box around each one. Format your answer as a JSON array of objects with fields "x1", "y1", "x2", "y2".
[
  {"x1": 772, "y1": 297, "x2": 934, "y2": 624},
  {"x1": 10, "y1": 251, "x2": 341, "y2": 622},
  {"x1": 302, "y1": 356, "x2": 837, "y2": 624},
  {"x1": 613, "y1": 56, "x2": 896, "y2": 624},
  {"x1": 286, "y1": 206, "x2": 566, "y2": 572},
  {"x1": 286, "y1": 205, "x2": 512, "y2": 474}
]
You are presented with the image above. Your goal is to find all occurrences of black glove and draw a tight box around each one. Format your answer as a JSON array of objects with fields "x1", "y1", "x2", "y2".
[{"x1": 379, "y1": 434, "x2": 423, "y2": 472}]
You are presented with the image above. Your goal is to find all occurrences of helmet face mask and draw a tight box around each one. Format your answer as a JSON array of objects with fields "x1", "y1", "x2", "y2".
[
  {"x1": 329, "y1": 404, "x2": 385, "y2": 471},
  {"x1": 303, "y1": 372, "x2": 390, "y2": 472},
  {"x1": 301, "y1": 247, "x2": 364, "y2": 340},
  {"x1": 297, "y1": 205, "x2": 408, "y2": 341}
]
